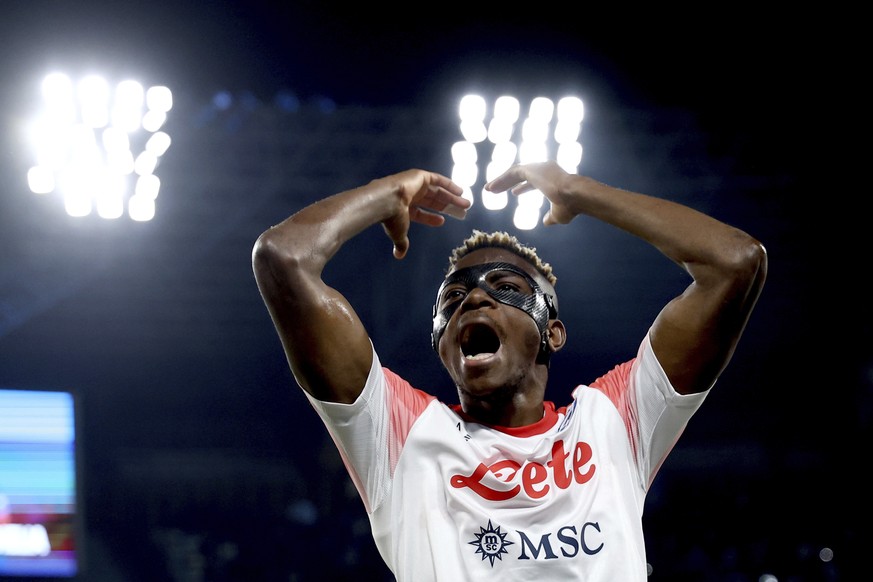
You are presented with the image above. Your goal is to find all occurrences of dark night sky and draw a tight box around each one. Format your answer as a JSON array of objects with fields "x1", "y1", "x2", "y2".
[{"x1": 0, "y1": 2, "x2": 831, "y2": 201}]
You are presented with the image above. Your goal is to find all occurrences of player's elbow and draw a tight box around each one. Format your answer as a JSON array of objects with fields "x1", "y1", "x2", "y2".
[
  {"x1": 723, "y1": 235, "x2": 768, "y2": 298},
  {"x1": 251, "y1": 227, "x2": 308, "y2": 290},
  {"x1": 736, "y1": 237, "x2": 768, "y2": 286}
]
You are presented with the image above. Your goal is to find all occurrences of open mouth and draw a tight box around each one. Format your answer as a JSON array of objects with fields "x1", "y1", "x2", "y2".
[{"x1": 460, "y1": 323, "x2": 501, "y2": 360}]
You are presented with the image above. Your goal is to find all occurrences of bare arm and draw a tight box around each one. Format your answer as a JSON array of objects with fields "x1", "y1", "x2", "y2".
[
  {"x1": 252, "y1": 170, "x2": 469, "y2": 403},
  {"x1": 486, "y1": 161, "x2": 768, "y2": 394}
]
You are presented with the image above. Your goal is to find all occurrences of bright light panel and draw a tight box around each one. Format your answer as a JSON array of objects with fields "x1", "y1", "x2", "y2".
[
  {"x1": 454, "y1": 93, "x2": 584, "y2": 230},
  {"x1": 25, "y1": 72, "x2": 173, "y2": 221}
]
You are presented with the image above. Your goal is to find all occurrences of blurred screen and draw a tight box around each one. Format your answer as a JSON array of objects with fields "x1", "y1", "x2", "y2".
[{"x1": 0, "y1": 388, "x2": 79, "y2": 578}]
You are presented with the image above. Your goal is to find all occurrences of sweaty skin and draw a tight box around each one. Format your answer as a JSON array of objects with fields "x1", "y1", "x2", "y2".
[
  {"x1": 251, "y1": 160, "x2": 767, "y2": 582},
  {"x1": 252, "y1": 170, "x2": 471, "y2": 405},
  {"x1": 436, "y1": 248, "x2": 567, "y2": 427},
  {"x1": 431, "y1": 261, "x2": 556, "y2": 352},
  {"x1": 253, "y1": 161, "x2": 767, "y2": 427}
]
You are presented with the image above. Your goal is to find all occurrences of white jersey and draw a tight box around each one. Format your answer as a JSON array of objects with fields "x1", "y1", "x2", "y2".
[{"x1": 304, "y1": 332, "x2": 709, "y2": 581}]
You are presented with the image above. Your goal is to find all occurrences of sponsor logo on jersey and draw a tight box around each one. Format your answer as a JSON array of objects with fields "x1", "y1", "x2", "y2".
[
  {"x1": 450, "y1": 439, "x2": 595, "y2": 501},
  {"x1": 468, "y1": 520, "x2": 514, "y2": 566},
  {"x1": 469, "y1": 519, "x2": 604, "y2": 567}
]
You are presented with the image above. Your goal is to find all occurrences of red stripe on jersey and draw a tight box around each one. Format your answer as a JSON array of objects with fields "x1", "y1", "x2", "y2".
[
  {"x1": 589, "y1": 358, "x2": 639, "y2": 460},
  {"x1": 382, "y1": 367, "x2": 436, "y2": 474}
]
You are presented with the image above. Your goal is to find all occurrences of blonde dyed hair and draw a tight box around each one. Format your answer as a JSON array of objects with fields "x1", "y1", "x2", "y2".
[{"x1": 447, "y1": 230, "x2": 557, "y2": 286}]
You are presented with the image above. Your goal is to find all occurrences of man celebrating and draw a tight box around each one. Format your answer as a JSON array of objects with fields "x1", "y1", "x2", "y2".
[{"x1": 252, "y1": 161, "x2": 767, "y2": 580}]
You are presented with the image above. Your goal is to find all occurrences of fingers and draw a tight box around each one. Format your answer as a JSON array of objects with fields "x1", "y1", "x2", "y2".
[
  {"x1": 440, "y1": 202, "x2": 468, "y2": 220},
  {"x1": 382, "y1": 215, "x2": 411, "y2": 259},
  {"x1": 484, "y1": 165, "x2": 529, "y2": 193},
  {"x1": 485, "y1": 161, "x2": 561, "y2": 195},
  {"x1": 420, "y1": 188, "x2": 470, "y2": 221},
  {"x1": 483, "y1": 162, "x2": 577, "y2": 227},
  {"x1": 409, "y1": 205, "x2": 447, "y2": 226},
  {"x1": 384, "y1": 170, "x2": 467, "y2": 259},
  {"x1": 428, "y1": 172, "x2": 465, "y2": 197},
  {"x1": 413, "y1": 174, "x2": 470, "y2": 222},
  {"x1": 393, "y1": 235, "x2": 410, "y2": 259}
]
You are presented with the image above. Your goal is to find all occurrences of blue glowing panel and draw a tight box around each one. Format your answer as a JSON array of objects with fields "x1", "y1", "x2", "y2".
[{"x1": 0, "y1": 388, "x2": 79, "y2": 577}]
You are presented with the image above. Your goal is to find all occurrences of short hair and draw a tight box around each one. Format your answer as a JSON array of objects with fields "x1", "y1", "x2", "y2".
[{"x1": 447, "y1": 230, "x2": 557, "y2": 286}]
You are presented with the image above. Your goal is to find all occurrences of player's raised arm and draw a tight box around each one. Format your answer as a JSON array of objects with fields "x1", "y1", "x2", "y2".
[
  {"x1": 487, "y1": 161, "x2": 768, "y2": 394},
  {"x1": 252, "y1": 170, "x2": 469, "y2": 403}
]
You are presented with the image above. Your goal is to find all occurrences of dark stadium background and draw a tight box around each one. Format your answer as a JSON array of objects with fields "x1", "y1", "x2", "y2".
[{"x1": 0, "y1": 2, "x2": 863, "y2": 580}]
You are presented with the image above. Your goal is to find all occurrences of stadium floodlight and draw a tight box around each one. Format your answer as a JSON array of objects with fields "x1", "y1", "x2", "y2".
[
  {"x1": 24, "y1": 72, "x2": 173, "y2": 221},
  {"x1": 458, "y1": 94, "x2": 488, "y2": 143},
  {"x1": 455, "y1": 93, "x2": 584, "y2": 230}
]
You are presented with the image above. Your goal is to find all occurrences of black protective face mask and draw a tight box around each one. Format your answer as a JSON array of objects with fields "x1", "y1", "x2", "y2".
[{"x1": 431, "y1": 262, "x2": 557, "y2": 364}]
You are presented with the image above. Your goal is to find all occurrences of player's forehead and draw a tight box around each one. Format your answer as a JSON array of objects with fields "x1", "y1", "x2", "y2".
[
  {"x1": 450, "y1": 248, "x2": 540, "y2": 283},
  {"x1": 450, "y1": 248, "x2": 558, "y2": 304}
]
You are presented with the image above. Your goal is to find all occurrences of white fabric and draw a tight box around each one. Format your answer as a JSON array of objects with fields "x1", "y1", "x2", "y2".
[{"x1": 305, "y1": 332, "x2": 708, "y2": 581}]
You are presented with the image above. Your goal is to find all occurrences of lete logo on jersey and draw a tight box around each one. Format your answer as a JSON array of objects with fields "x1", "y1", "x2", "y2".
[{"x1": 450, "y1": 439, "x2": 595, "y2": 501}]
